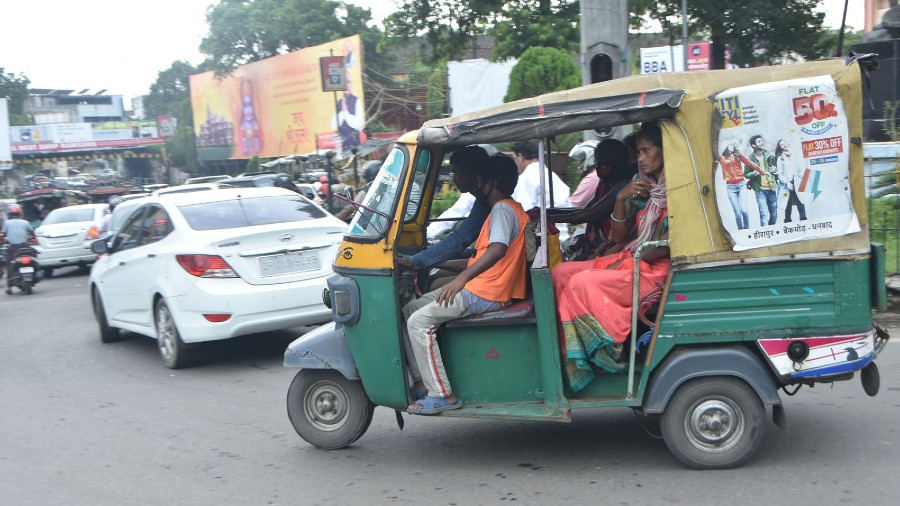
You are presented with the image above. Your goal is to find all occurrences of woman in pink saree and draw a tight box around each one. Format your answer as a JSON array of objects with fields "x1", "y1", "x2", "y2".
[{"x1": 552, "y1": 122, "x2": 670, "y2": 391}]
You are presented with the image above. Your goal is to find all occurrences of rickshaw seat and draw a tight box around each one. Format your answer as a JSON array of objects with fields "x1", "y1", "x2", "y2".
[{"x1": 444, "y1": 298, "x2": 535, "y2": 328}]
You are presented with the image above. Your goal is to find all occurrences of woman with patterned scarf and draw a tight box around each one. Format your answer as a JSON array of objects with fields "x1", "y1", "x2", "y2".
[{"x1": 552, "y1": 122, "x2": 670, "y2": 391}]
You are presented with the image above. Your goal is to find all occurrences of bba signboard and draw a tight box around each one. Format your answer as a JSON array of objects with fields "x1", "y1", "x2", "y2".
[
  {"x1": 189, "y1": 35, "x2": 365, "y2": 161},
  {"x1": 640, "y1": 42, "x2": 711, "y2": 74}
]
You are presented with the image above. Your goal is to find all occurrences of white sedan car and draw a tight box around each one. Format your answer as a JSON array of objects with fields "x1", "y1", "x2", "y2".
[
  {"x1": 34, "y1": 203, "x2": 108, "y2": 276},
  {"x1": 89, "y1": 187, "x2": 346, "y2": 368}
]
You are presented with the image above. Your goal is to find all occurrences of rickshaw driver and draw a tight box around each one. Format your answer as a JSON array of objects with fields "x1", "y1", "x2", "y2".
[
  {"x1": 397, "y1": 146, "x2": 492, "y2": 272},
  {"x1": 403, "y1": 154, "x2": 530, "y2": 415}
]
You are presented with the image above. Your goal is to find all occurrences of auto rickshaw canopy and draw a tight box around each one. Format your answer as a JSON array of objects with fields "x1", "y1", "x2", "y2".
[{"x1": 416, "y1": 58, "x2": 870, "y2": 266}]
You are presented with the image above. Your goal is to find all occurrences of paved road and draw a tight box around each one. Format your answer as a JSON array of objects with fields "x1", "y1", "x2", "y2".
[{"x1": 1, "y1": 267, "x2": 898, "y2": 505}]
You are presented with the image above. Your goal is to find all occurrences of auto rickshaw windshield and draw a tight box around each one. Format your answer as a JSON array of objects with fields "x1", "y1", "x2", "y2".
[{"x1": 346, "y1": 146, "x2": 408, "y2": 239}]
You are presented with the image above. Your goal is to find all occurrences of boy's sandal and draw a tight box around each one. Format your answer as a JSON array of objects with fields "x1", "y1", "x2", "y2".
[
  {"x1": 407, "y1": 395, "x2": 463, "y2": 415},
  {"x1": 408, "y1": 385, "x2": 427, "y2": 400}
]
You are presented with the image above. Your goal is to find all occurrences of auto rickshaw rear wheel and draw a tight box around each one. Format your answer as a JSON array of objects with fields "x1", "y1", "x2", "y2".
[
  {"x1": 287, "y1": 369, "x2": 374, "y2": 449},
  {"x1": 660, "y1": 376, "x2": 765, "y2": 470}
]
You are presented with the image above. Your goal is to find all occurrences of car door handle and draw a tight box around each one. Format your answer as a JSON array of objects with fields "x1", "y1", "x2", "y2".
[{"x1": 147, "y1": 253, "x2": 156, "y2": 258}]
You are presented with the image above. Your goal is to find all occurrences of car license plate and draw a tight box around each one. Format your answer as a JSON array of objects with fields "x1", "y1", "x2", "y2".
[
  {"x1": 49, "y1": 237, "x2": 71, "y2": 244},
  {"x1": 258, "y1": 251, "x2": 320, "y2": 276},
  {"x1": 19, "y1": 266, "x2": 34, "y2": 274}
]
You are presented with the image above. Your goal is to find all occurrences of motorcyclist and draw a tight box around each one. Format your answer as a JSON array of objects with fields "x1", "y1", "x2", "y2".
[
  {"x1": 273, "y1": 173, "x2": 301, "y2": 193},
  {"x1": 2, "y1": 205, "x2": 35, "y2": 279},
  {"x1": 2, "y1": 205, "x2": 34, "y2": 250}
]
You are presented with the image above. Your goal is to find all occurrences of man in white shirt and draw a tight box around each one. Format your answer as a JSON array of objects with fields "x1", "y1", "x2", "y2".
[{"x1": 510, "y1": 140, "x2": 571, "y2": 242}]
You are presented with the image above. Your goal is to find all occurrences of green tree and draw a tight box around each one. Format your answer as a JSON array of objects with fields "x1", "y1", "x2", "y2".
[
  {"x1": 504, "y1": 46, "x2": 580, "y2": 102},
  {"x1": 632, "y1": 0, "x2": 828, "y2": 66},
  {"x1": 144, "y1": 61, "x2": 213, "y2": 174},
  {"x1": 200, "y1": 0, "x2": 384, "y2": 74},
  {"x1": 143, "y1": 60, "x2": 208, "y2": 119},
  {"x1": 0, "y1": 67, "x2": 31, "y2": 125},
  {"x1": 384, "y1": 0, "x2": 580, "y2": 64},
  {"x1": 492, "y1": 1, "x2": 579, "y2": 58}
]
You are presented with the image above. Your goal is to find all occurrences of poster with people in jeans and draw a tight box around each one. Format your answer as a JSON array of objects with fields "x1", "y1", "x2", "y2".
[{"x1": 712, "y1": 75, "x2": 859, "y2": 251}]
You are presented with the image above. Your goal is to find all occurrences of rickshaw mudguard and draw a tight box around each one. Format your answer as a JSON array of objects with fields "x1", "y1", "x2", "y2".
[
  {"x1": 642, "y1": 346, "x2": 781, "y2": 414},
  {"x1": 283, "y1": 321, "x2": 359, "y2": 380}
]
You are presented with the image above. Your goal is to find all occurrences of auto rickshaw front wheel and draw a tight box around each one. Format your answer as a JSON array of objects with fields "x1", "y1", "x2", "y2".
[
  {"x1": 660, "y1": 377, "x2": 766, "y2": 470},
  {"x1": 287, "y1": 370, "x2": 375, "y2": 449}
]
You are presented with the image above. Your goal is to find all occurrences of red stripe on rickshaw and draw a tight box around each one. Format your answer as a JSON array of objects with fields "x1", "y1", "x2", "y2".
[{"x1": 639, "y1": 91, "x2": 647, "y2": 106}]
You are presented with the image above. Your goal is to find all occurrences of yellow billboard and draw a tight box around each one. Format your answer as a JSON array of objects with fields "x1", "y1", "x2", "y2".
[{"x1": 190, "y1": 35, "x2": 365, "y2": 161}]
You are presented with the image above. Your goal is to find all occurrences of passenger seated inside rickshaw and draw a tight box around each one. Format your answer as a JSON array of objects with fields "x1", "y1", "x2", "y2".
[
  {"x1": 551, "y1": 121, "x2": 670, "y2": 392},
  {"x1": 548, "y1": 138, "x2": 636, "y2": 261},
  {"x1": 401, "y1": 153, "x2": 529, "y2": 415}
]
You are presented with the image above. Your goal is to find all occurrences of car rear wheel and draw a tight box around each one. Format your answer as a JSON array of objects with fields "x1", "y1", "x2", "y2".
[
  {"x1": 154, "y1": 299, "x2": 193, "y2": 369},
  {"x1": 92, "y1": 287, "x2": 120, "y2": 343},
  {"x1": 287, "y1": 370, "x2": 374, "y2": 449},
  {"x1": 660, "y1": 377, "x2": 766, "y2": 470}
]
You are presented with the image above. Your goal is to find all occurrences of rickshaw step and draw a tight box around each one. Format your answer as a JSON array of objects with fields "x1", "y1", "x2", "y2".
[{"x1": 436, "y1": 400, "x2": 570, "y2": 422}]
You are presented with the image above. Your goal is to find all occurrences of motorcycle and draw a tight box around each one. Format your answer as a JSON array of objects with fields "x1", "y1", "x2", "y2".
[{"x1": 3, "y1": 243, "x2": 43, "y2": 295}]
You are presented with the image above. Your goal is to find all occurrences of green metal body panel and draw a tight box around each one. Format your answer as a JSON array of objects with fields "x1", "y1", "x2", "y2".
[
  {"x1": 345, "y1": 258, "x2": 875, "y2": 418},
  {"x1": 343, "y1": 273, "x2": 409, "y2": 409},
  {"x1": 527, "y1": 268, "x2": 570, "y2": 416},
  {"x1": 442, "y1": 323, "x2": 543, "y2": 402},
  {"x1": 637, "y1": 258, "x2": 874, "y2": 399},
  {"x1": 871, "y1": 243, "x2": 887, "y2": 312}
]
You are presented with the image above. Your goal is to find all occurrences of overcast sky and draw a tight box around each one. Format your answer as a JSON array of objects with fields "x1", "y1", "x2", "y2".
[{"x1": 0, "y1": 0, "x2": 863, "y2": 105}]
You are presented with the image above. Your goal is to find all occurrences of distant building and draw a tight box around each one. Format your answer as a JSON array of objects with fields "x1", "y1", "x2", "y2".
[{"x1": 25, "y1": 89, "x2": 126, "y2": 125}]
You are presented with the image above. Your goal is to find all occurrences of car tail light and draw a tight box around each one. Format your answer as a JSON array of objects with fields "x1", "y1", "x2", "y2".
[
  {"x1": 86, "y1": 225, "x2": 100, "y2": 239},
  {"x1": 203, "y1": 313, "x2": 232, "y2": 322},
  {"x1": 175, "y1": 254, "x2": 238, "y2": 278}
]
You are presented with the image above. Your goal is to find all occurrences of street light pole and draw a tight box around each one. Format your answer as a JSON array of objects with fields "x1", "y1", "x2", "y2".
[
  {"x1": 682, "y1": 0, "x2": 689, "y2": 71},
  {"x1": 324, "y1": 150, "x2": 335, "y2": 214}
]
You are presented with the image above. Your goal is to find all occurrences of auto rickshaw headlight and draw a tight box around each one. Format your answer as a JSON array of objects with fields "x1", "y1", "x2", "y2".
[{"x1": 334, "y1": 290, "x2": 351, "y2": 316}]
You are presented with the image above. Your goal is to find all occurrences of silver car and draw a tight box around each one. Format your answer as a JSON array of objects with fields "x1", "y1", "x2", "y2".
[{"x1": 34, "y1": 204, "x2": 107, "y2": 276}]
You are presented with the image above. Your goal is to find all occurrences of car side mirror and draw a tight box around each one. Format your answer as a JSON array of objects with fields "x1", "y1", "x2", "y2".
[{"x1": 91, "y1": 239, "x2": 110, "y2": 254}]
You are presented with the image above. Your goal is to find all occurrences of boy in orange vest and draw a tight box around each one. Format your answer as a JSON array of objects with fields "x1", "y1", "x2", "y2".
[{"x1": 403, "y1": 153, "x2": 529, "y2": 415}]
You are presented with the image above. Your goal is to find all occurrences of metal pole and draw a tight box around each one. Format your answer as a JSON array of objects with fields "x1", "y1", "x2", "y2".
[
  {"x1": 682, "y1": 0, "x2": 689, "y2": 71},
  {"x1": 351, "y1": 146, "x2": 359, "y2": 188},
  {"x1": 330, "y1": 49, "x2": 342, "y2": 157},
  {"x1": 836, "y1": 0, "x2": 849, "y2": 57},
  {"x1": 537, "y1": 139, "x2": 549, "y2": 268},
  {"x1": 628, "y1": 239, "x2": 668, "y2": 399},
  {"x1": 325, "y1": 151, "x2": 335, "y2": 214}
]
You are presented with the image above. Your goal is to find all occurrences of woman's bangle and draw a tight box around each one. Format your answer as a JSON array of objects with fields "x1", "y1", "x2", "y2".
[{"x1": 610, "y1": 213, "x2": 626, "y2": 223}]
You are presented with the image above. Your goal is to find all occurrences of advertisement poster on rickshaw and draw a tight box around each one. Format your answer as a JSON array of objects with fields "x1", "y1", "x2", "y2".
[{"x1": 712, "y1": 75, "x2": 859, "y2": 251}]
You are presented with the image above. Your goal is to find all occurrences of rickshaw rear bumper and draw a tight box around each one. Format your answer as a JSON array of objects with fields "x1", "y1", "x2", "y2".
[
  {"x1": 756, "y1": 325, "x2": 887, "y2": 383},
  {"x1": 283, "y1": 321, "x2": 359, "y2": 380}
]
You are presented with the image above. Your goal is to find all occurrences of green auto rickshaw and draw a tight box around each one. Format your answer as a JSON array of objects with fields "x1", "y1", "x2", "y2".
[{"x1": 284, "y1": 55, "x2": 888, "y2": 469}]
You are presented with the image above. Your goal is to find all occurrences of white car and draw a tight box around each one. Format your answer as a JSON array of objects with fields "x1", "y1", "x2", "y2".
[
  {"x1": 151, "y1": 182, "x2": 234, "y2": 197},
  {"x1": 34, "y1": 203, "x2": 108, "y2": 276},
  {"x1": 184, "y1": 175, "x2": 231, "y2": 184},
  {"x1": 89, "y1": 187, "x2": 345, "y2": 368}
]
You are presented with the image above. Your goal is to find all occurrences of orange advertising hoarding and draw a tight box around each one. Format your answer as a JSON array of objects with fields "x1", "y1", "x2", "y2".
[{"x1": 190, "y1": 35, "x2": 365, "y2": 161}]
